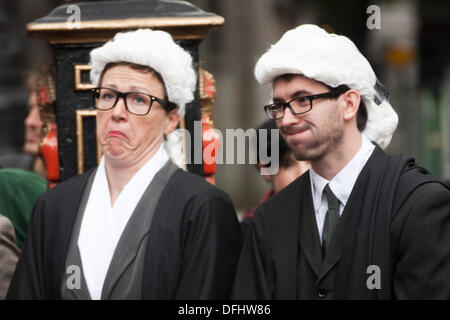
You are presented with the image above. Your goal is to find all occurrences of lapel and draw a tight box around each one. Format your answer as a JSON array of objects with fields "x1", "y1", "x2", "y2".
[
  {"x1": 61, "y1": 169, "x2": 97, "y2": 300},
  {"x1": 297, "y1": 171, "x2": 355, "y2": 284},
  {"x1": 63, "y1": 248, "x2": 93, "y2": 300},
  {"x1": 315, "y1": 199, "x2": 353, "y2": 284},
  {"x1": 100, "y1": 160, "x2": 178, "y2": 299},
  {"x1": 314, "y1": 151, "x2": 377, "y2": 284},
  {"x1": 52, "y1": 169, "x2": 96, "y2": 299},
  {"x1": 298, "y1": 171, "x2": 323, "y2": 278}
]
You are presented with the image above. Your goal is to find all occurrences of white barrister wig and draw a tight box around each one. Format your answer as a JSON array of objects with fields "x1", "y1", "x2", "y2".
[
  {"x1": 255, "y1": 24, "x2": 398, "y2": 149},
  {"x1": 90, "y1": 28, "x2": 197, "y2": 168}
]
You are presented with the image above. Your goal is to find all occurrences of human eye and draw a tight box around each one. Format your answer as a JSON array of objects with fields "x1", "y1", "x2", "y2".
[
  {"x1": 292, "y1": 96, "x2": 310, "y2": 109},
  {"x1": 295, "y1": 96, "x2": 308, "y2": 103},
  {"x1": 266, "y1": 104, "x2": 282, "y2": 118},
  {"x1": 100, "y1": 89, "x2": 116, "y2": 100},
  {"x1": 271, "y1": 102, "x2": 284, "y2": 110},
  {"x1": 131, "y1": 93, "x2": 149, "y2": 105}
]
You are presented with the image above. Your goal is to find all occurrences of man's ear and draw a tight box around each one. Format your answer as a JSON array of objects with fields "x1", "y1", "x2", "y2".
[
  {"x1": 164, "y1": 109, "x2": 180, "y2": 135},
  {"x1": 341, "y1": 89, "x2": 360, "y2": 121}
]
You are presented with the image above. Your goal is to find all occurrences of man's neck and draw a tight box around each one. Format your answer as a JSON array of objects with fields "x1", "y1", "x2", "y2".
[{"x1": 311, "y1": 130, "x2": 362, "y2": 181}]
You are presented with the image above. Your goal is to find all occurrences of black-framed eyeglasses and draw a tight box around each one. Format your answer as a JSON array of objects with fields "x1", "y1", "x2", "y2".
[
  {"x1": 92, "y1": 87, "x2": 177, "y2": 116},
  {"x1": 264, "y1": 85, "x2": 349, "y2": 120}
]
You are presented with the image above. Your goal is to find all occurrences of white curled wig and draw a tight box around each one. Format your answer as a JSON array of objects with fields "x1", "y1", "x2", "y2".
[
  {"x1": 255, "y1": 24, "x2": 398, "y2": 149},
  {"x1": 90, "y1": 28, "x2": 197, "y2": 168}
]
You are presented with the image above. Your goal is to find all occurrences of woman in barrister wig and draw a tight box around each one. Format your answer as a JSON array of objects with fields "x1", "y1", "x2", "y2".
[{"x1": 7, "y1": 29, "x2": 242, "y2": 300}]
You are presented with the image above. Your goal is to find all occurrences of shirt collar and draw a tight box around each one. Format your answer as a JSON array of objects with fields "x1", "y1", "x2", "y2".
[
  {"x1": 309, "y1": 133, "x2": 375, "y2": 209},
  {"x1": 309, "y1": 168, "x2": 329, "y2": 211}
]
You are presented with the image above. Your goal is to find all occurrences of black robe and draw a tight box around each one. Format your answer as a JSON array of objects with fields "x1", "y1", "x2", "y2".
[
  {"x1": 231, "y1": 146, "x2": 450, "y2": 299},
  {"x1": 7, "y1": 165, "x2": 243, "y2": 299}
]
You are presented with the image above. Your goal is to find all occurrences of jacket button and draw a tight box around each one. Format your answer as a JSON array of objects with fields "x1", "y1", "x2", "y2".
[{"x1": 317, "y1": 288, "x2": 328, "y2": 298}]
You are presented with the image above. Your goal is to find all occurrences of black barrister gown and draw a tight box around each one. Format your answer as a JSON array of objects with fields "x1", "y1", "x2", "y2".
[
  {"x1": 7, "y1": 161, "x2": 242, "y2": 299},
  {"x1": 231, "y1": 145, "x2": 450, "y2": 299}
]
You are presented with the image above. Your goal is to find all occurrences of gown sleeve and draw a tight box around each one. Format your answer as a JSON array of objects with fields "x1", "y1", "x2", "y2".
[
  {"x1": 230, "y1": 208, "x2": 272, "y2": 300},
  {"x1": 393, "y1": 182, "x2": 450, "y2": 299},
  {"x1": 175, "y1": 189, "x2": 243, "y2": 299}
]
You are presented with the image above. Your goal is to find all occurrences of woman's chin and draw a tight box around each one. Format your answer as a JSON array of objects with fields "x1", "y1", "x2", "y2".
[{"x1": 104, "y1": 146, "x2": 128, "y2": 160}]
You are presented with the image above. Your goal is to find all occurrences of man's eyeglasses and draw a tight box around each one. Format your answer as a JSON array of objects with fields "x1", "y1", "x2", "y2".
[
  {"x1": 92, "y1": 87, "x2": 177, "y2": 116},
  {"x1": 264, "y1": 85, "x2": 349, "y2": 120}
]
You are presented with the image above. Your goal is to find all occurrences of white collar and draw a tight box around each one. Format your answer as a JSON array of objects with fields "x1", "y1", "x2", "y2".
[
  {"x1": 78, "y1": 144, "x2": 168, "y2": 300},
  {"x1": 309, "y1": 134, "x2": 375, "y2": 211}
]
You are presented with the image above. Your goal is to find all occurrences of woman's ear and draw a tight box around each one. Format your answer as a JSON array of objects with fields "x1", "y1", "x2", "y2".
[
  {"x1": 164, "y1": 108, "x2": 180, "y2": 135},
  {"x1": 341, "y1": 89, "x2": 361, "y2": 121}
]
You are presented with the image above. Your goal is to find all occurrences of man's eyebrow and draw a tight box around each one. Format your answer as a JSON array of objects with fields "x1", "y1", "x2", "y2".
[
  {"x1": 291, "y1": 90, "x2": 312, "y2": 98},
  {"x1": 273, "y1": 90, "x2": 312, "y2": 102}
]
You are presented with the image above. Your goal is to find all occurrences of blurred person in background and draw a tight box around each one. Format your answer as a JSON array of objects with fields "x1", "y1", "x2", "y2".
[
  {"x1": 0, "y1": 70, "x2": 46, "y2": 176},
  {"x1": 242, "y1": 119, "x2": 309, "y2": 221},
  {"x1": 0, "y1": 169, "x2": 47, "y2": 249},
  {"x1": 0, "y1": 69, "x2": 49, "y2": 250},
  {"x1": 0, "y1": 214, "x2": 20, "y2": 299}
]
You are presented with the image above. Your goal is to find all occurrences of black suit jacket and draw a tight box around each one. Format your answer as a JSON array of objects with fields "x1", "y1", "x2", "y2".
[{"x1": 232, "y1": 150, "x2": 450, "y2": 299}]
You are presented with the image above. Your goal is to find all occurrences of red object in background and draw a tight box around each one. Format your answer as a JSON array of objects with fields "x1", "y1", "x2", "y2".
[
  {"x1": 199, "y1": 67, "x2": 218, "y2": 184},
  {"x1": 39, "y1": 122, "x2": 60, "y2": 189},
  {"x1": 38, "y1": 86, "x2": 49, "y2": 105},
  {"x1": 35, "y1": 71, "x2": 60, "y2": 189},
  {"x1": 202, "y1": 118, "x2": 218, "y2": 176}
]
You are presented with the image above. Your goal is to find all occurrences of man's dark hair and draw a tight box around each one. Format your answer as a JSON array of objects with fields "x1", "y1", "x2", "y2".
[{"x1": 338, "y1": 84, "x2": 368, "y2": 132}]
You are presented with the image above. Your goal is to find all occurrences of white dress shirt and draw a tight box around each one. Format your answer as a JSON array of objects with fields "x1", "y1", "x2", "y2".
[
  {"x1": 309, "y1": 134, "x2": 375, "y2": 244},
  {"x1": 78, "y1": 144, "x2": 169, "y2": 300}
]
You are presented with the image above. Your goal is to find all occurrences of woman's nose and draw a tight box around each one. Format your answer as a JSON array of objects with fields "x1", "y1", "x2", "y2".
[{"x1": 111, "y1": 96, "x2": 128, "y2": 120}]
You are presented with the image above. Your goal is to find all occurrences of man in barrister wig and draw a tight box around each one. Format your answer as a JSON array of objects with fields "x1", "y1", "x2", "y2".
[
  {"x1": 7, "y1": 29, "x2": 242, "y2": 300},
  {"x1": 231, "y1": 25, "x2": 450, "y2": 299}
]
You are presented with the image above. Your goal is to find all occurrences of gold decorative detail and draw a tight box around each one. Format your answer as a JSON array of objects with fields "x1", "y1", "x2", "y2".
[
  {"x1": 74, "y1": 64, "x2": 96, "y2": 91},
  {"x1": 36, "y1": 69, "x2": 57, "y2": 136},
  {"x1": 27, "y1": 16, "x2": 225, "y2": 44},
  {"x1": 76, "y1": 110, "x2": 102, "y2": 174},
  {"x1": 198, "y1": 64, "x2": 216, "y2": 122}
]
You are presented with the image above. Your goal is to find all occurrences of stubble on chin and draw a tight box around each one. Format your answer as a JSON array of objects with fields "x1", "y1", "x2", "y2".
[
  {"x1": 290, "y1": 138, "x2": 326, "y2": 161},
  {"x1": 289, "y1": 125, "x2": 344, "y2": 162}
]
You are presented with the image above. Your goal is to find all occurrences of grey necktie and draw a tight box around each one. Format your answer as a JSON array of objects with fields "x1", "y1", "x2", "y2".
[{"x1": 322, "y1": 184, "x2": 340, "y2": 257}]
